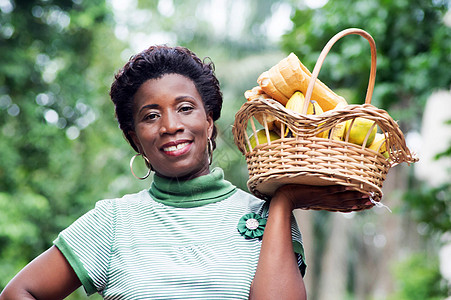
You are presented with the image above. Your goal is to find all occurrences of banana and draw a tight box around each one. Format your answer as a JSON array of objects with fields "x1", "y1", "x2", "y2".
[
  {"x1": 309, "y1": 100, "x2": 328, "y2": 138},
  {"x1": 286, "y1": 92, "x2": 324, "y2": 115},
  {"x1": 308, "y1": 100, "x2": 324, "y2": 115},
  {"x1": 344, "y1": 118, "x2": 377, "y2": 147},
  {"x1": 283, "y1": 91, "x2": 306, "y2": 137},
  {"x1": 328, "y1": 121, "x2": 346, "y2": 141},
  {"x1": 284, "y1": 92, "x2": 327, "y2": 138},
  {"x1": 368, "y1": 133, "x2": 389, "y2": 158},
  {"x1": 326, "y1": 102, "x2": 347, "y2": 141},
  {"x1": 285, "y1": 91, "x2": 307, "y2": 112}
]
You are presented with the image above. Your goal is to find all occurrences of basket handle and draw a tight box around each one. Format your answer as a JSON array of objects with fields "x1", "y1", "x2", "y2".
[{"x1": 303, "y1": 28, "x2": 377, "y2": 113}]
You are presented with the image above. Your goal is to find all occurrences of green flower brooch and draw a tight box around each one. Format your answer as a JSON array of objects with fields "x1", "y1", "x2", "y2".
[{"x1": 237, "y1": 213, "x2": 267, "y2": 239}]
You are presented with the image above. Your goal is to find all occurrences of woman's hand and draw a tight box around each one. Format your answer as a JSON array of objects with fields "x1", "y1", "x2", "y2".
[{"x1": 273, "y1": 184, "x2": 372, "y2": 212}]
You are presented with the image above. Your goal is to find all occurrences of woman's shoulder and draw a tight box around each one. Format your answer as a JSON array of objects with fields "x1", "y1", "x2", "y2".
[
  {"x1": 231, "y1": 188, "x2": 260, "y2": 199},
  {"x1": 228, "y1": 188, "x2": 266, "y2": 208},
  {"x1": 93, "y1": 189, "x2": 152, "y2": 210}
]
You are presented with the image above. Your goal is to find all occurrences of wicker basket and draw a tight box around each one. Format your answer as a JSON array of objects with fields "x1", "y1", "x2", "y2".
[{"x1": 232, "y1": 28, "x2": 418, "y2": 212}]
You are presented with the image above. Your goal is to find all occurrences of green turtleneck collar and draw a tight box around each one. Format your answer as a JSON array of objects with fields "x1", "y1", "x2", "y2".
[{"x1": 148, "y1": 168, "x2": 237, "y2": 208}]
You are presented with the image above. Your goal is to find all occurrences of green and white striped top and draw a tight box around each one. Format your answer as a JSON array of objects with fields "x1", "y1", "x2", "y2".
[{"x1": 54, "y1": 168, "x2": 306, "y2": 299}]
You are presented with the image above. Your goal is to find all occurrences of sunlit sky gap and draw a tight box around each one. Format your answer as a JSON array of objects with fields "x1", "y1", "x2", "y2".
[{"x1": 109, "y1": 0, "x2": 328, "y2": 54}]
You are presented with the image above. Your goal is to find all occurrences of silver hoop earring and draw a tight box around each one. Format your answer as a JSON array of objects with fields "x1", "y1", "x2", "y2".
[
  {"x1": 130, "y1": 153, "x2": 152, "y2": 180},
  {"x1": 207, "y1": 138, "x2": 213, "y2": 165}
]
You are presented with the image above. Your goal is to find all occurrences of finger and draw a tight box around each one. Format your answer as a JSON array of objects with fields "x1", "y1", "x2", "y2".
[
  {"x1": 321, "y1": 185, "x2": 367, "y2": 197},
  {"x1": 323, "y1": 190, "x2": 366, "y2": 201},
  {"x1": 324, "y1": 192, "x2": 372, "y2": 207}
]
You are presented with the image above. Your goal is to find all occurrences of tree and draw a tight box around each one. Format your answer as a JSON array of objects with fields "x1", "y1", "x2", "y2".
[
  {"x1": 282, "y1": 0, "x2": 451, "y2": 123},
  {"x1": 281, "y1": 0, "x2": 451, "y2": 298},
  {"x1": 0, "y1": 1, "x2": 133, "y2": 293}
]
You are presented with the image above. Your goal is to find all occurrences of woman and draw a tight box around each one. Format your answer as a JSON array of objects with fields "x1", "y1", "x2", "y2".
[{"x1": 1, "y1": 45, "x2": 366, "y2": 299}]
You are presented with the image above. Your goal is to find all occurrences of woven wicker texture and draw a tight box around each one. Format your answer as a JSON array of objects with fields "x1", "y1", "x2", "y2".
[{"x1": 232, "y1": 28, "x2": 418, "y2": 212}]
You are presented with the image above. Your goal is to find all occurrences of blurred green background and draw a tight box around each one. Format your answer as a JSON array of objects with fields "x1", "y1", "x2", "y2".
[{"x1": 1, "y1": 0, "x2": 450, "y2": 299}]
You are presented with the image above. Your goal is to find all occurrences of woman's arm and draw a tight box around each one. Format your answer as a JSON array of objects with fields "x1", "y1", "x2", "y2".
[
  {"x1": 250, "y1": 188, "x2": 306, "y2": 300},
  {"x1": 0, "y1": 245, "x2": 81, "y2": 300},
  {"x1": 250, "y1": 185, "x2": 367, "y2": 300}
]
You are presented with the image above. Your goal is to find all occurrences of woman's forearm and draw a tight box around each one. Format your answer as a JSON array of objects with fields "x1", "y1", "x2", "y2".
[
  {"x1": 250, "y1": 196, "x2": 306, "y2": 300},
  {"x1": 0, "y1": 287, "x2": 37, "y2": 300}
]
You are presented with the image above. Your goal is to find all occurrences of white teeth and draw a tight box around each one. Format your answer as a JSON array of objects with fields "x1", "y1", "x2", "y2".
[{"x1": 163, "y1": 142, "x2": 189, "y2": 152}]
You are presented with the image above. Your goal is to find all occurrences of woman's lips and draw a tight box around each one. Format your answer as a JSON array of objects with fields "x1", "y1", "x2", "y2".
[{"x1": 161, "y1": 141, "x2": 192, "y2": 156}]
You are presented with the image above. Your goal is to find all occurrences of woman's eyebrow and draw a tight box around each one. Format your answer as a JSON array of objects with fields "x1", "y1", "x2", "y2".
[
  {"x1": 174, "y1": 95, "x2": 197, "y2": 102},
  {"x1": 138, "y1": 103, "x2": 159, "y2": 114},
  {"x1": 138, "y1": 95, "x2": 198, "y2": 114}
]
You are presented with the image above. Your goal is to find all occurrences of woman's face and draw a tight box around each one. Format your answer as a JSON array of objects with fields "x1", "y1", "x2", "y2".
[{"x1": 130, "y1": 73, "x2": 213, "y2": 180}]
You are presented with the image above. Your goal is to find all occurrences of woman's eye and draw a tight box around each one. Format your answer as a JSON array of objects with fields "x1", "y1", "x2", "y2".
[
  {"x1": 144, "y1": 112, "x2": 159, "y2": 120},
  {"x1": 179, "y1": 105, "x2": 194, "y2": 113}
]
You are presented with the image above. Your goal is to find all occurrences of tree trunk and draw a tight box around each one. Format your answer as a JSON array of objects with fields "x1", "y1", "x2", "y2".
[{"x1": 316, "y1": 213, "x2": 350, "y2": 300}]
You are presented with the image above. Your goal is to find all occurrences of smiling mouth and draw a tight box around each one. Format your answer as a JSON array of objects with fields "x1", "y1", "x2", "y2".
[{"x1": 161, "y1": 141, "x2": 191, "y2": 155}]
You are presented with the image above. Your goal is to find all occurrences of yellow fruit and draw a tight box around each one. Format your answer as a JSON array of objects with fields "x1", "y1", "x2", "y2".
[
  {"x1": 307, "y1": 100, "x2": 324, "y2": 115},
  {"x1": 328, "y1": 121, "x2": 347, "y2": 141},
  {"x1": 247, "y1": 129, "x2": 280, "y2": 151},
  {"x1": 257, "y1": 53, "x2": 348, "y2": 110},
  {"x1": 344, "y1": 118, "x2": 377, "y2": 147},
  {"x1": 285, "y1": 92, "x2": 325, "y2": 116},
  {"x1": 285, "y1": 93, "x2": 327, "y2": 138},
  {"x1": 322, "y1": 102, "x2": 347, "y2": 140},
  {"x1": 283, "y1": 91, "x2": 306, "y2": 137},
  {"x1": 369, "y1": 133, "x2": 389, "y2": 158},
  {"x1": 285, "y1": 91, "x2": 307, "y2": 113},
  {"x1": 308, "y1": 100, "x2": 328, "y2": 138}
]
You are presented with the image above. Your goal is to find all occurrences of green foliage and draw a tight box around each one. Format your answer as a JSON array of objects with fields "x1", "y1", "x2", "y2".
[
  {"x1": 0, "y1": 192, "x2": 51, "y2": 284},
  {"x1": 403, "y1": 182, "x2": 451, "y2": 234},
  {"x1": 403, "y1": 123, "x2": 451, "y2": 235},
  {"x1": 281, "y1": 0, "x2": 451, "y2": 125},
  {"x1": 282, "y1": 2, "x2": 451, "y2": 298},
  {"x1": 136, "y1": 0, "x2": 280, "y2": 56},
  {"x1": 387, "y1": 253, "x2": 449, "y2": 300},
  {"x1": 435, "y1": 123, "x2": 451, "y2": 159},
  {"x1": 283, "y1": 0, "x2": 451, "y2": 253},
  {"x1": 0, "y1": 0, "x2": 142, "y2": 289}
]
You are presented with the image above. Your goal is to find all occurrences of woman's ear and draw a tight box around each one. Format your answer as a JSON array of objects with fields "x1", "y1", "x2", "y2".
[{"x1": 206, "y1": 113, "x2": 214, "y2": 139}]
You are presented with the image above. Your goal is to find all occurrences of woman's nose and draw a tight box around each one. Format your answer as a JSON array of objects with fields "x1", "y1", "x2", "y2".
[{"x1": 159, "y1": 111, "x2": 183, "y2": 135}]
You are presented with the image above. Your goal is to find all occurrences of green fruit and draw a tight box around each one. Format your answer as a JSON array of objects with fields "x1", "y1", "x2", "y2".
[
  {"x1": 345, "y1": 118, "x2": 377, "y2": 147},
  {"x1": 247, "y1": 129, "x2": 280, "y2": 151}
]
